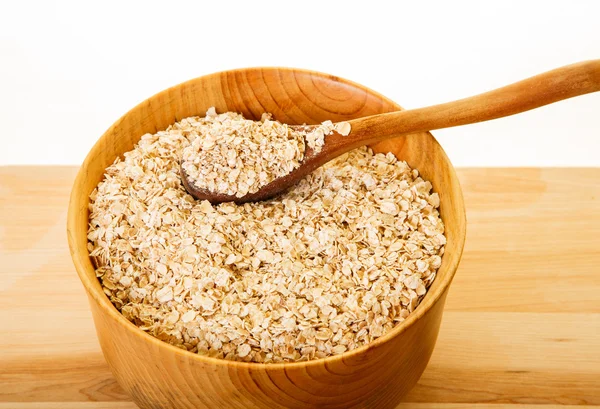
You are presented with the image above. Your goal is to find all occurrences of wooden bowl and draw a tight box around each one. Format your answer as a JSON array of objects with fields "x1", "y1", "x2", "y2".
[{"x1": 67, "y1": 68, "x2": 466, "y2": 409}]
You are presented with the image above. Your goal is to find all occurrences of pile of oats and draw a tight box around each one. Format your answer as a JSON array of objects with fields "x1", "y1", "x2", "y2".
[
  {"x1": 181, "y1": 108, "x2": 347, "y2": 198},
  {"x1": 88, "y1": 112, "x2": 445, "y2": 363}
]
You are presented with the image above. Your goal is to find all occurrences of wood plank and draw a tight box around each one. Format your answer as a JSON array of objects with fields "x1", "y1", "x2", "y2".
[
  {"x1": 2, "y1": 313, "x2": 597, "y2": 404},
  {"x1": 398, "y1": 406, "x2": 600, "y2": 409},
  {"x1": 447, "y1": 168, "x2": 600, "y2": 313},
  {"x1": 404, "y1": 312, "x2": 600, "y2": 405},
  {"x1": 1, "y1": 166, "x2": 599, "y2": 406},
  {"x1": 0, "y1": 404, "x2": 137, "y2": 409}
]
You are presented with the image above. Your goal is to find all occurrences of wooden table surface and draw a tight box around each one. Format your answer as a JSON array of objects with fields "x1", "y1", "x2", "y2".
[{"x1": 1, "y1": 166, "x2": 599, "y2": 409}]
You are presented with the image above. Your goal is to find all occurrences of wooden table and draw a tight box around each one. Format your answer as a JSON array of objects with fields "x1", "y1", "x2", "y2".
[{"x1": 1, "y1": 166, "x2": 599, "y2": 409}]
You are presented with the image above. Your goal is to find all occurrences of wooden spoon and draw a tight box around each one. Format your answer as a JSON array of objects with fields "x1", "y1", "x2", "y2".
[{"x1": 182, "y1": 60, "x2": 600, "y2": 204}]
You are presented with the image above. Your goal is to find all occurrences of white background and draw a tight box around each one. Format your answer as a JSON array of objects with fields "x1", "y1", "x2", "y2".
[{"x1": 1, "y1": 0, "x2": 598, "y2": 167}]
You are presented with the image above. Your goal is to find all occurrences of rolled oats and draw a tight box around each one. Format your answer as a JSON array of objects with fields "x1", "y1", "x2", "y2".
[
  {"x1": 88, "y1": 110, "x2": 445, "y2": 363},
  {"x1": 181, "y1": 108, "x2": 337, "y2": 198},
  {"x1": 335, "y1": 121, "x2": 351, "y2": 136}
]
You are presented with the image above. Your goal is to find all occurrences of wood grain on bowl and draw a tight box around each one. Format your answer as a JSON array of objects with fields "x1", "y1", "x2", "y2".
[{"x1": 66, "y1": 68, "x2": 466, "y2": 408}]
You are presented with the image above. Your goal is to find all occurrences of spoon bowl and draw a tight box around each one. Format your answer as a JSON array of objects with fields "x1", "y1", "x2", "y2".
[{"x1": 180, "y1": 139, "x2": 325, "y2": 203}]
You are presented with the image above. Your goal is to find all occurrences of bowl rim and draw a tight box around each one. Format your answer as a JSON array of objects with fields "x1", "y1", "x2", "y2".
[{"x1": 67, "y1": 66, "x2": 466, "y2": 370}]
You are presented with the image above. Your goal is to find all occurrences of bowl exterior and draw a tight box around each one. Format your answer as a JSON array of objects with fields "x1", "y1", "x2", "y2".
[
  {"x1": 89, "y1": 288, "x2": 449, "y2": 409},
  {"x1": 68, "y1": 68, "x2": 466, "y2": 409}
]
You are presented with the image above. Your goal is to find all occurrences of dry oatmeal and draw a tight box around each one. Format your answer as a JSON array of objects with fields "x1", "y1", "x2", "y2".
[
  {"x1": 88, "y1": 111, "x2": 445, "y2": 363},
  {"x1": 181, "y1": 108, "x2": 348, "y2": 198}
]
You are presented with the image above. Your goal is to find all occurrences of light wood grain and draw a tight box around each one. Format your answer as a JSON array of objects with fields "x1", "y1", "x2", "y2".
[
  {"x1": 447, "y1": 168, "x2": 600, "y2": 313},
  {"x1": 65, "y1": 68, "x2": 467, "y2": 409},
  {"x1": 1, "y1": 166, "x2": 599, "y2": 408},
  {"x1": 396, "y1": 406, "x2": 600, "y2": 409},
  {"x1": 344, "y1": 60, "x2": 600, "y2": 147}
]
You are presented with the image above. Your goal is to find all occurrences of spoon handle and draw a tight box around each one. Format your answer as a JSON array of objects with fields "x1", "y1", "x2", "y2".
[{"x1": 337, "y1": 60, "x2": 600, "y2": 150}]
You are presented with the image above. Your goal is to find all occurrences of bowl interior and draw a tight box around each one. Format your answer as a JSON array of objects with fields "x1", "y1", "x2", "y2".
[{"x1": 67, "y1": 67, "x2": 466, "y2": 363}]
